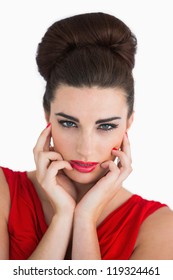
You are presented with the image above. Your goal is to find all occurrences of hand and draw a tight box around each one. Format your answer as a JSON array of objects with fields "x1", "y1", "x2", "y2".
[
  {"x1": 33, "y1": 124, "x2": 77, "y2": 214},
  {"x1": 75, "y1": 133, "x2": 132, "y2": 224}
]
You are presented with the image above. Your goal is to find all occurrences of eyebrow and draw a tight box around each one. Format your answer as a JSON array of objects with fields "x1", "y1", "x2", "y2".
[{"x1": 55, "y1": 112, "x2": 121, "y2": 124}]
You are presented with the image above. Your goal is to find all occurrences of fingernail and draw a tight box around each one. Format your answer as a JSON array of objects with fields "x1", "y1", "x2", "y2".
[
  {"x1": 46, "y1": 123, "x2": 51, "y2": 128},
  {"x1": 125, "y1": 132, "x2": 128, "y2": 138},
  {"x1": 112, "y1": 147, "x2": 118, "y2": 151}
]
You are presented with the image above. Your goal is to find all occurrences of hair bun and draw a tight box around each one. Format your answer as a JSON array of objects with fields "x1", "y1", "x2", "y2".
[{"x1": 36, "y1": 12, "x2": 137, "y2": 81}]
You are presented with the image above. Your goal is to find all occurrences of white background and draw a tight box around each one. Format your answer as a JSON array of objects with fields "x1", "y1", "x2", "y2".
[{"x1": 0, "y1": 0, "x2": 172, "y2": 209}]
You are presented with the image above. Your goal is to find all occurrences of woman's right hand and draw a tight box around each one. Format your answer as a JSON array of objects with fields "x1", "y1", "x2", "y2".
[{"x1": 33, "y1": 124, "x2": 76, "y2": 215}]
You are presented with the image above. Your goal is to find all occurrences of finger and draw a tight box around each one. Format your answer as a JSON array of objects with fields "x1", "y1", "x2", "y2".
[
  {"x1": 35, "y1": 151, "x2": 63, "y2": 182},
  {"x1": 94, "y1": 161, "x2": 122, "y2": 199},
  {"x1": 116, "y1": 163, "x2": 133, "y2": 186},
  {"x1": 121, "y1": 133, "x2": 132, "y2": 160},
  {"x1": 112, "y1": 134, "x2": 132, "y2": 164},
  {"x1": 37, "y1": 151, "x2": 63, "y2": 169},
  {"x1": 46, "y1": 160, "x2": 73, "y2": 181},
  {"x1": 100, "y1": 161, "x2": 120, "y2": 183},
  {"x1": 111, "y1": 147, "x2": 132, "y2": 181},
  {"x1": 111, "y1": 150, "x2": 127, "y2": 167},
  {"x1": 33, "y1": 124, "x2": 52, "y2": 156},
  {"x1": 113, "y1": 150, "x2": 132, "y2": 184}
]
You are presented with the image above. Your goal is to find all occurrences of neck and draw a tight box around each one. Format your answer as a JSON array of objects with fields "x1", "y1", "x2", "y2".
[
  {"x1": 72, "y1": 167, "x2": 110, "y2": 202},
  {"x1": 72, "y1": 180, "x2": 96, "y2": 203}
]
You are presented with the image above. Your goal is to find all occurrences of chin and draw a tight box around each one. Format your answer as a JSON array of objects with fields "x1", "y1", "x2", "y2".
[{"x1": 64, "y1": 167, "x2": 108, "y2": 186}]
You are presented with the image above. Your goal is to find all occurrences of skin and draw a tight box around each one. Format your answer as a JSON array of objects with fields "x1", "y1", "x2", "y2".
[
  {"x1": 0, "y1": 85, "x2": 173, "y2": 260},
  {"x1": 49, "y1": 86, "x2": 133, "y2": 194},
  {"x1": 32, "y1": 85, "x2": 134, "y2": 259}
]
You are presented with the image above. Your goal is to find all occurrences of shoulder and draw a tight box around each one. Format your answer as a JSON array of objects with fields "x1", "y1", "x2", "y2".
[
  {"x1": 0, "y1": 168, "x2": 11, "y2": 220},
  {"x1": 131, "y1": 206, "x2": 173, "y2": 259},
  {"x1": 0, "y1": 168, "x2": 11, "y2": 259}
]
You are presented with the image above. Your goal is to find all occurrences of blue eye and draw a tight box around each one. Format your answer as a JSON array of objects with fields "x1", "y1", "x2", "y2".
[
  {"x1": 58, "y1": 120, "x2": 77, "y2": 128},
  {"x1": 98, "y1": 123, "x2": 119, "y2": 131}
]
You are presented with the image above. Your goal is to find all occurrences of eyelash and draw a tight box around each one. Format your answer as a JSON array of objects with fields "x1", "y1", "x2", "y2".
[{"x1": 58, "y1": 120, "x2": 119, "y2": 131}]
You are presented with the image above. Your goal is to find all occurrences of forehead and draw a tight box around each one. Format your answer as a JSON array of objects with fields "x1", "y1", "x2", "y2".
[{"x1": 51, "y1": 86, "x2": 128, "y2": 116}]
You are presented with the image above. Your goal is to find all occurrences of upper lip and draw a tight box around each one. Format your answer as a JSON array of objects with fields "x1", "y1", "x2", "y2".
[{"x1": 70, "y1": 160, "x2": 99, "y2": 166}]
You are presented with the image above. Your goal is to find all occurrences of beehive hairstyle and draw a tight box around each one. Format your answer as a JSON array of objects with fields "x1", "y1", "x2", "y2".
[{"x1": 36, "y1": 12, "x2": 137, "y2": 117}]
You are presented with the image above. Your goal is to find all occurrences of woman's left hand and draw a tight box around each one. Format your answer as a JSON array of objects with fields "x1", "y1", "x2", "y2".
[{"x1": 75, "y1": 133, "x2": 132, "y2": 224}]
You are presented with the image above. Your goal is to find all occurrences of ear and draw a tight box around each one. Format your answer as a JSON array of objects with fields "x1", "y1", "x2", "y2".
[{"x1": 126, "y1": 111, "x2": 134, "y2": 131}]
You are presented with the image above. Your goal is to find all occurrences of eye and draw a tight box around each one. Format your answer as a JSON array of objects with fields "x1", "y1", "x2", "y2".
[
  {"x1": 58, "y1": 120, "x2": 77, "y2": 128},
  {"x1": 98, "y1": 123, "x2": 119, "y2": 131}
]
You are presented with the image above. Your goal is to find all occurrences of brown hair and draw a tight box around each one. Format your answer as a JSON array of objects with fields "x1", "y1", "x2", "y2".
[{"x1": 36, "y1": 12, "x2": 137, "y2": 118}]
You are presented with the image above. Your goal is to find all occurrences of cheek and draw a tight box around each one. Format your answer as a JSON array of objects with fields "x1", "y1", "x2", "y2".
[
  {"x1": 98, "y1": 135, "x2": 123, "y2": 162},
  {"x1": 51, "y1": 125, "x2": 125, "y2": 160},
  {"x1": 52, "y1": 129, "x2": 75, "y2": 155},
  {"x1": 105, "y1": 130, "x2": 126, "y2": 158},
  {"x1": 108, "y1": 133, "x2": 124, "y2": 151}
]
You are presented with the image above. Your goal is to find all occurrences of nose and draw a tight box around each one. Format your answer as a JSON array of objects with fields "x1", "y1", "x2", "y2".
[{"x1": 76, "y1": 131, "x2": 95, "y2": 160}]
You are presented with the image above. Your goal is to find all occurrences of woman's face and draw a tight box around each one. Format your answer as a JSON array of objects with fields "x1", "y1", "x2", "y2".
[{"x1": 49, "y1": 85, "x2": 133, "y2": 186}]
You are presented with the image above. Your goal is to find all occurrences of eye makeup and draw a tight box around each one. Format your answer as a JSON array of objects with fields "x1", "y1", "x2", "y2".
[
  {"x1": 98, "y1": 123, "x2": 119, "y2": 131},
  {"x1": 58, "y1": 120, "x2": 77, "y2": 128},
  {"x1": 58, "y1": 119, "x2": 119, "y2": 131}
]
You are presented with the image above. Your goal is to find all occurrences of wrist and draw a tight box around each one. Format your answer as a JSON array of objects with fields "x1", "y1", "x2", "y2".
[
  {"x1": 53, "y1": 200, "x2": 76, "y2": 216},
  {"x1": 75, "y1": 201, "x2": 106, "y2": 226},
  {"x1": 74, "y1": 208, "x2": 97, "y2": 227},
  {"x1": 53, "y1": 207, "x2": 75, "y2": 223}
]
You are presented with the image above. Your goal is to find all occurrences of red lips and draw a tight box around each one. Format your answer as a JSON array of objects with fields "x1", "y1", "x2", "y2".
[{"x1": 70, "y1": 160, "x2": 99, "y2": 173}]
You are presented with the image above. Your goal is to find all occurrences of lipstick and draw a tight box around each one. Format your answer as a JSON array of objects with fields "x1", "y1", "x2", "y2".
[{"x1": 70, "y1": 160, "x2": 99, "y2": 173}]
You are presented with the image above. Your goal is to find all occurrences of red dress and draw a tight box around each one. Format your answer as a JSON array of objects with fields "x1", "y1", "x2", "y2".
[{"x1": 1, "y1": 166, "x2": 167, "y2": 260}]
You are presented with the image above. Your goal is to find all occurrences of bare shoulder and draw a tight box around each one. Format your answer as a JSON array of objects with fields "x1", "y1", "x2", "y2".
[
  {"x1": 131, "y1": 206, "x2": 173, "y2": 259},
  {"x1": 0, "y1": 168, "x2": 10, "y2": 259},
  {"x1": 0, "y1": 168, "x2": 10, "y2": 219}
]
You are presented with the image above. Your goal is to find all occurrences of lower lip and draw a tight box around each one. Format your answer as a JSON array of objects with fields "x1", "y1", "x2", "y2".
[{"x1": 70, "y1": 162, "x2": 98, "y2": 173}]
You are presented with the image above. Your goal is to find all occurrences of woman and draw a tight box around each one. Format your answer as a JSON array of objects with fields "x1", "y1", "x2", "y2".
[{"x1": 0, "y1": 12, "x2": 173, "y2": 260}]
